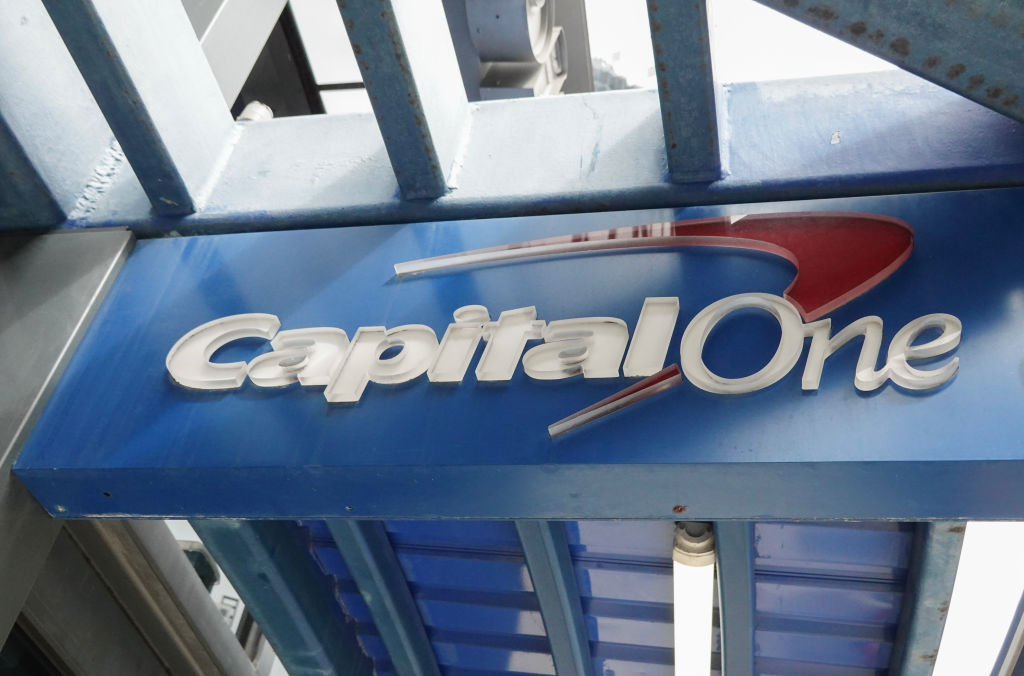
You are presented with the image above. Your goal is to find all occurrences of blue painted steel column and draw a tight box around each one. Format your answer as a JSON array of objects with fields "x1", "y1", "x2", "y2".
[
  {"x1": 646, "y1": 0, "x2": 722, "y2": 183},
  {"x1": 41, "y1": 0, "x2": 234, "y2": 215},
  {"x1": 0, "y1": 0, "x2": 115, "y2": 228},
  {"x1": 327, "y1": 520, "x2": 441, "y2": 676},
  {"x1": 337, "y1": 0, "x2": 469, "y2": 199},
  {"x1": 714, "y1": 522, "x2": 755, "y2": 676},
  {"x1": 192, "y1": 520, "x2": 374, "y2": 676},
  {"x1": 515, "y1": 521, "x2": 593, "y2": 676},
  {"x1": 888, "y1": 521, "x2": 965, "y2": 675},
  {"x1": 753, "y1": 0, "x2": 1024, "y2": 124}
]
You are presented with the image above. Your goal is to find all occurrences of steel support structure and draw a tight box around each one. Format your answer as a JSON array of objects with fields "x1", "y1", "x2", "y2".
[
  {"x1": 714, "y1": 522, "x2": 755, "y2": 675},
  {"x1": 647, "y1": 0, "x2": 722, "y2": 182},
  {"x1": 888, "y1": 522, "x2": 966, "y2": 674},
  {"x1": 192, "y1": 520, "x2": 373, "y2": 676},
  {"x1": 42, "y1": 0, "x2": 233, "y2": 215},
  {"x1": 753, "y1": 0, "x2": 1024, "y2": 124},
  {"x1": 514, "y1": 521, "x2": 594, "y2": 676},
  {"x1": 327, "y1": 521, "x2": 441, "y2": 676},
  {"x1": 337, "y1": 0, "x2": 469, "y2": 200},
  {"x1": 0, "y1": 0, "x2": 114, "y2": 226}
]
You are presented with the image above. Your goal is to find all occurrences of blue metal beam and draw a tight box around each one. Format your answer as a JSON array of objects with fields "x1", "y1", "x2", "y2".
[
  {"x1": 0, "y1": 0, "x2": 115, "y2": 228},
  {"x1": 752, "y1": 0, "x2": 1024, "y2": 124},
  {"x1": 41, "y1": 0, "x2": 233, "y2": 216},
  {"x1": 993, "y1": 587, "x2": 1024, "y2": 676},
  {"x1": 715, "y1": 522, "x2": 755, "y2": 676},
  {"x1": 646, "y1": 0, "x2": 722, "y2": 182},
  {"x1": 192, "y1": 520, "x2": 374, "y2": 676},
  {"x1": 514, "y1": 521, "x2": 593, "y2": 676},
  {"x1": 888, "y1": 522, "x2": 965, "y2": 675},
  {"x1": 337, "y1": 0, "x2": 468, "y2": 200},
  {"x1": 327, "y1": 520, "x2": 440, "y2": 676},
  {"x1": 56, "y1": 70, "x2": 1024, "y2": 235}
]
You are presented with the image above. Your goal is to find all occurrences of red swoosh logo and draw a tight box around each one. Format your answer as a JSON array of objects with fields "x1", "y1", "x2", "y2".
[{"x1": 395, "y1": 211, "x2": 914, "y2": 321}]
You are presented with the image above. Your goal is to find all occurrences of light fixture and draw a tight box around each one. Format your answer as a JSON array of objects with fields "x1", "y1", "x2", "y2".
[{"x1": 673, "y1": 522, "x2": 715, "y2": 676}]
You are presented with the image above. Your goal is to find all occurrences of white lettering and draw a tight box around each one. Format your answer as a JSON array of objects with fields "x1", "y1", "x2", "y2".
[
  {"x1": 887, "y1": 313, "x2": 961, "y2": 389},
  {"x1": 475, "y1": 307, "x2": 545, "y2": 381},
  {"x1": 428, "y1": 305, "x2": 491, "y2": 383},
  {"x1": 623, "y1": 297, "x2": 679, "y2": 377},
  {"x1": 522, "y1": 318, "x2": 629, "y2": 380},
  {"x1": 166, "y1": 313, "x2": 280, "y2": 390},
  {"x1": 248, "y1": 328, "x2": 350, "y2": 388},
  {"x1": 802, "y1": 316, "x2": 887, "y2": 391},
  {"x1": 680, "y1": 293, "x2": 805, "y2": 394}
]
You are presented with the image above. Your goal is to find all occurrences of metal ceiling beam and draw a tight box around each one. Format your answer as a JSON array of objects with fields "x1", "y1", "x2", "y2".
[
  {"x1": 41, "y1": 0, "x2": 234, "y2": 215},
  {"x1": 646, "y1": 0, "x2": 722, "y2": 183},
  {"x1": 753, "y1": 0, "x2": 1024, "y2": 124},
  {"x1": 515, "y1": 521, "x2": 593, "y2": 676},
  {"x1": 888, "y1": 521, "x2": 965, "y2": 674},
  {"x1": 57, "y1": 70, "x2": 1024, "y2": 235},
  {"x1": 327, "y1": 520, "x2": 440, "y2": 676},
  {"x1": 715, "y1": 521, "x2": 756, "y2": 675},
  {"x1": 193, "y1": 520, "x2": 373, "y2": 676},
  {"x1": 336, "y1": 0, "x2": 469, "y2": 200}
]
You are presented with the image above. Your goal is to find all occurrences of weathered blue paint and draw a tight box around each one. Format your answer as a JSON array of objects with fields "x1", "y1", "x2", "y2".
[
  {"x1": 337, "y1": 0, "x2": 468, "y2": 200},
  {"x1": 191, "y1": 519, "x2": 374, "y2": 676},
  {"x1": 754, "y1": 0, "x2": 1024, "y2": 124},
  {"x1": 646, "y1": 0, "x2": 721, "y2": 182},
  {"x1": 14, "y1": 187, "x2": 1024, "y2": 519},
  {"x1": 0, "y1": 0, "x2": 115, "y2": 228},
  {"x1": 714, "y1": 522, "x2": 755, "y2": 675},
  {"x1": 327, "y1": 520, "x2": 441, "y2": 676},
  {"x1": 50, "y1": 71, "x2": 1024, "y2": 236},
  {"x1": 41, "y1": 0, "x2": 232, "y2": 215},
  {"x1": 0, "y1": 118, "x2": 63, "y2": 226},
  {"x1": 888, "y1": 521, "x2": 965, "y2": 674},
  {"x1": 514, "y1": 521, "x2": 593, "y2": 676}
]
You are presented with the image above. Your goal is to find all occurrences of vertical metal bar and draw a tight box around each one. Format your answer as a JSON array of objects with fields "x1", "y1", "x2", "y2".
[
  {"x1": 0, "y1": 0, "x2": 116, "y2": 228},
  {"x1": 41, "y1": 0, "x2": 234, "y2": 215},
  {"x1": 646, "y1": 0, "x2": 723, "y2": 183},
  {"x1": 888, "y1": 521, "x2": 966, "y2": 675},
  {"x1": 193, "y1": 520, "x2": 374, "y2": 676},
  {"x1": 337, "y1": 0, "x2": 469, "y2": 199},
  {"x1": 714, "y1": 521, "x2": 756, "y2": 676},
  {"x1": 327, "y1": 520, "x2": 441, "y2": 676},
  {"x1": 515, "y1": 521, "x2": 593, "y2": 676}
]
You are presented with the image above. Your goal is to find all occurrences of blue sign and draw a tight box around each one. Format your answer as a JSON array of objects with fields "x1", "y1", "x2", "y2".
[{"x1": 15, "y1": 189, "x2": 1024, "y2": 519}]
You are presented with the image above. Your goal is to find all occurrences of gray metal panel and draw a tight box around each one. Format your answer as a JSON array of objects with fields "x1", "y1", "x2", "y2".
[
  {"x1": 515, "y1": 520, "x2": 594, "y2": 676},
  {"x1": 715, "y1": 521, "x2": 755, "y2": 675},
  {"x1": 328, "y1": 520, "x2": 441, "y2": 676},
  {"x1": 337, "y1": 0, "x2": 469, "y2": 199},
  {"x1": 888, "y1": 521, "x2": 965, "y2": 675},
  {"x1": 753, "y1": 0, "x2": 1024, "y2": 124},
  {"x1": 41, "y1": 0, "x2": 234, "y2": 215},
  {"x1": 0, "y1": 228, "x2": 132, "y2": 643},
  {"x1": 66, "y1": 520, "x2": 257, "y2": 676},
  {"x1": 193, "y1": 0, "x2": 288, "y2": 105},
  {"x1": 20, "y1": 529, "x2": 168, "y2": 675},
  {"x1": 646, "y1": 0, "x2": 722, "y2": 182},
  {"x1": 0, "y1": 0, "x2": 114, "y2": 226}
]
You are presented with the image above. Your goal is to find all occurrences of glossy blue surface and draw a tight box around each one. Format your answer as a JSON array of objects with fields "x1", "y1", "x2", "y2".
[
  {"x1": 287, "y1": 519, "x2": 914, "y2": 675},
  {"x1": 15, "y1": 189, "x2": 1024, "y2": 519}
]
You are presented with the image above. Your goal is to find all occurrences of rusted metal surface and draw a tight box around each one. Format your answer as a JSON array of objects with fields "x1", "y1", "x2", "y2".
[{"x1": 754, "y1": 0, "x2": 1024, "y2": 124}]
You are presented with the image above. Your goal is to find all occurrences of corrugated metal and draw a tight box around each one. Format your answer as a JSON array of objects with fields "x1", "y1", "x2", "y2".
[
  {"x1": 300, "y1": 519, "x2": 913, "y2": 675},
  {"x1": 753, "y1": 522, "x2": 913, "y2": 675}
]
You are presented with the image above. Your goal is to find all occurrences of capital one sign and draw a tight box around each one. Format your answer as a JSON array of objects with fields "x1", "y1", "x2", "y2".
[{"x1": 165, "y1": 213, "x2": 962, "y2": 423}]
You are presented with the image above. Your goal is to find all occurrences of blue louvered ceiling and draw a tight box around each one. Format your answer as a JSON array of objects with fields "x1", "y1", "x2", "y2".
[{"x1": 299, "y1": 519, "x2": 912, "y2": 675}]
